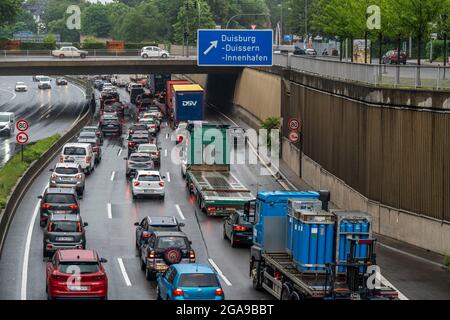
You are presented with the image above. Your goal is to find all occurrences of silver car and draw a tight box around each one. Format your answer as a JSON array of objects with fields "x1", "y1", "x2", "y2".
[
  {"x1": 131, "y1": 170, "x2": 165, "y2": 200},
  {"x1": 125, "y1": 153, "x2": 154, "y2": 178},
  {"x1": 49, "y1": 163, "x2": 86, "y2": 196}
]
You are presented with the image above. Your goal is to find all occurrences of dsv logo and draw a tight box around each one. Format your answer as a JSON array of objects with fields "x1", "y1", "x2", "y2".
[{"x1": 182, "y1": 101, "x2": 198, "y2": 107}]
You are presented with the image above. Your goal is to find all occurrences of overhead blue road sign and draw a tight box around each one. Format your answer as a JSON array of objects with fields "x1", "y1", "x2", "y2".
[{"x1": 197, "y1": 29, "x2": 273, "y2": 67}]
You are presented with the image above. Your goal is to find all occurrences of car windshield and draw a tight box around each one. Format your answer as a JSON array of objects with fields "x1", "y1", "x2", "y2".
[
  {"x1": 79, "y1": 132, "x2": 96, "y2": 139},
  {"x1": 55, "y1": 167, "x2": 79, "y2": 175},
  {"x1": 178, "y1": 123, "x2": 187, "y2": 129},
  {"x1": 178, "y1": 274, "x2": 219, "y2": 288},
  {"x1": 48, "y1": 221, "x2": 79, "y2": 232},
  {"x1": 157, "y1": 236, "x2": 188, "y2": 250},
  {"x1": 64, "y1": 147, "x2": 86, "y2": 156},
  {"x1": 130, "y1": 155, "x2": 151, "y2": 162},
  {"x1": 138, "y1": 174, "x2": 160, "y2": 181},
  {"x1": 59, "y1": 262, "x2": 99, "y2": 274},
  {"x1": 0, "y1": 115, "x2": 10, "y2": 122},
  {"x1": 40, "y1": 77, "x2": 50, "y2": 82},
  {"x1": 44, "y1": 194, "x2": 76, "y2": 203}
]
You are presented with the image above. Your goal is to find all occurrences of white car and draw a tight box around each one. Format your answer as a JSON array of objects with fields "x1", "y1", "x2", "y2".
[
  {"x1": 138, "y1": 118, "x2": 158, "y2": 134},
  {"x1": 37, "y1": 76, "x2": 52, "y2": 89},
  {"x1": 15, "y1": 82, "x2": 28, "y2": 92},
  {"x1": 131, "y1": 170, "x2": 165, "y2": 200},
  {"x1": 140, "y1": 46, "x2": 170, "y2": 59},
  {"x1": 52, "y1": 46, "x2": 88, "y2": 59},
  {"x1": 60, "y1": 143, "x2": 96, "y2": 175},
  {"x1": 0, "y1": 112, "x2": 15, "y2": 137}
]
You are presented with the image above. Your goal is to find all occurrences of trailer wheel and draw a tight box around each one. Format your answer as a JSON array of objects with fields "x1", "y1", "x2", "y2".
[
  {"x1": 281, "y1": 284, "x2": 292, "y2": 300},
  {"x1": 290, "y1": 291, "x2": 304, "y2": 301},
  {"x1": 251, "y1": 262, "x2": 263, "y2": 291}
]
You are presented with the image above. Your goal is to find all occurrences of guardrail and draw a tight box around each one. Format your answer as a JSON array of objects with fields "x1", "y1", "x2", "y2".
[
  {"x1": 274, "y1": 53, "x2": 450, "y2": 91},
  {"x1": 0, "y1": 82, "x2": 94, "y2": 258}
]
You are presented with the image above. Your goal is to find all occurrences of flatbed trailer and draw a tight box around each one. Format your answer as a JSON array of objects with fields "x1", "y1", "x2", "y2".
[{"x1": 186, "y1": 170, "x2": 255, "y2": 216}]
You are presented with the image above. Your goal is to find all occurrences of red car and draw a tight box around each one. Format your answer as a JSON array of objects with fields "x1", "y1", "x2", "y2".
[
  {"x1": 46, "y1": 249, "x2": 108, "y2": 300},
  {"x1": 382, "y1": 50, "x2": 407, "y2": 64}
]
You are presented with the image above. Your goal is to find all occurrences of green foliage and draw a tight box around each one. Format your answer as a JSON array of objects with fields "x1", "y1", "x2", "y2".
[
  {"x1": 426, "y1": 40, "x2": 450, "y2": 62},
  {"x1": 0, "y1": 0, "x2": 22, "y2": 28},
  {"x1": 444, "y1": 256, "x2": 450, "y2": 268},
  {"x1": 0, "y1": 134, "x2": 61, "y2": 210},
  {"x1": 19, "y1": 42, "x2": 56, "y2": 50},
  {"x1": 81, "y1": 37, "x2": 106, "y2": 49},
  {"x1": 260, "y1": 117, "x2": 281, "y2": 147},
  {"x1": 81, "y1": 4, "x2": 112, "y2": 38}
]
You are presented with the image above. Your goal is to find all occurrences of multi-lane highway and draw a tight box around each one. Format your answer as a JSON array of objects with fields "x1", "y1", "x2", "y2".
[
  {"x1": 0, "y1": 83, "x2": 448, "y2": 300},
  {"x1": 0, "y1": 76, "x2": 87, "y2": 166}
]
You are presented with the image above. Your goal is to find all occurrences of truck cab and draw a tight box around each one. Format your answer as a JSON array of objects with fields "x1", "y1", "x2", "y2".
[{"x1": 0, "y1": 112, "x2": 15, "y2": 137}]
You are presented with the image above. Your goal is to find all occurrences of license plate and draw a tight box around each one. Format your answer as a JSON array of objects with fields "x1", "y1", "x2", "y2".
[
  {"x1": 56, "y1": 237, "x2": 74, "y2": 241},
  {"x1": 68, "y1": 285, "x2": 89, "y2": 291},
  {"x1": 107, "y1": 125, "x2": 114, "y2": 128},
  {"x1": 55, "y1": 210, "x2": 67, "y2": 214}
]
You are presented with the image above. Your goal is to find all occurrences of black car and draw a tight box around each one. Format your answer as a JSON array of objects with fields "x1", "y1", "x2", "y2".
[
  {"x1": 134, "y1": 216, "x2": 185, "y2": 248},
  {"x1": 127, "y1": 133, "x2": 150, "y2": 156},
  {"x1": 100, "y1": 114, "x2": 122, "y2": 136},
  {"x1": 43, "y1": 213, "x2": 88, "y2": 258},
  {"x1": 130, "y1": 87, "x2": 145, "y2": 105},
  {"x1": 139, "y1": 231, "x2": 195, "y2": 280},
  {"x1": 223, "y1": 210, "x2": 254, "y2": 247},
  {"x1": 128, "y1": 123, "x2": 148, "y2": 136},
  {"x1": 56, "y1": 77, "x2": 68, "y2": 85},
  {"x1": 294, "y1": 48, "x2": 306, "y2": 55},
  {"x1": 38, "y1": 188, "x2": 80, "y2": 227}
]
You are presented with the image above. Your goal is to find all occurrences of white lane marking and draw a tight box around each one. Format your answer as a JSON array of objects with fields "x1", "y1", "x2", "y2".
[
  {"x1": 118, "y1": 148, "x2": 123, "y2": 157},
  {"x1": 21, "y1": 183, "x2": 48, "y2": 300},
  {"x1": 164, "y1": 149, "x2": 167, "y2": 157},
  {"x1": 175, "y1": 204, "x2": 186, "y2": 220},
  {"x1": 380, "y1": 274, "x2": 408, "y2": 300},
  {"x1": 166, "y1": 172, "x2": 171, "y2": 182},
  {"x1": 166, "y1": 133, "x2": 169, "y2": 139},
  {"x1": 110, "y1": 171, "x2": 115, "y2": 181},
  {"x1": 208, "y1": 258, "x2": 232, "y2": 286},
  {"x1": 378, "y1": 242, "x2": 446, "y2": 269},
  {"x1": 107, "y1": 203, "x2": 112, "y2": 219},
  {"x1": 117, "y1": 258, "x2": 132, "y2": 287}
]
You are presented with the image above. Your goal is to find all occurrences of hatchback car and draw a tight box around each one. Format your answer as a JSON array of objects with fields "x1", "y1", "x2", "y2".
[
  {"x1": 80, "y1": 126, "x2": 103, "y2": 144},
  {"x1": 100, "y1": 114, "x2": 122, "y2": 136},
  {"x1": 140, "y1": 46, "x2": 170, "y2": 59},
  {"x1": 223, "y1": 210, "x2": 254, "y2": 247},
  {"x1": 156, "y1": 264, "x2": 224, "y2": 300},
  {"x1": 136, "y1": 144, "x2": 161, "y2": 167},
  {"x1": 49, "y1": 162, "x2": 85, "y2": 196},
  {"x1": 128, "y1": 123, "x2": 148, "y2": 136},
  {"x1": 139, "y1": 118, "x2": 159, "y2": 135},
  {"x1": 124, "y1": 153, "x2": 154, "y2": 178},
  {"x1": 39, "y1": 188, "x2": 80, "y2": 227},
  {"x1": 38, "y1": 76, "x2": 52, "y2": 89},
  {"x1": 43, "y1": 214, "x2": 88, "y2": 257},
  {"x1": 131, "y1": 170, "x2": 165, "y2": 199},
  {"x1": 134, "y1": 216, "x2": 185, "y2": 248},
  {"x1": 139, "y1": 231, "x2": 195, "y2": 280},
  {"x1": 382, "y1": 50, "x2": 407, "y2": 64},
  {"x1": 56, "y1": 77, "x2": 68, "y2": 85},
  {"x1": 46, "y1": 249, "x2": 108, "y2": 300}
]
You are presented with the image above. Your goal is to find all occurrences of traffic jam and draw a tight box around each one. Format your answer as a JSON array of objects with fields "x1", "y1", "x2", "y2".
[{"x1": 37, "y1": 73, "x2": 399, "y2": 301}]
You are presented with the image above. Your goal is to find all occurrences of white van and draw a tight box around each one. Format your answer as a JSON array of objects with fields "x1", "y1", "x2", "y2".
[
  {"x1": 0, "y1": 112, "x2": 15, "y2": 136},
  {"x1": 60, "y1": 143, "x2": 96, "y2": 174}
]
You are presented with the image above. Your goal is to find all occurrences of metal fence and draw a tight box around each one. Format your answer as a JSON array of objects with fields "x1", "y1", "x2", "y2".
[{"x1": 274, "y1": 53, "x2": 450, "y2": 91}]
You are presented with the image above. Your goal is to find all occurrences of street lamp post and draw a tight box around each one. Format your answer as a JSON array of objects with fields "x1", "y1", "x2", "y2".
[{"x1": 442, "y1": 14, "x2": 448, "y2": 79}]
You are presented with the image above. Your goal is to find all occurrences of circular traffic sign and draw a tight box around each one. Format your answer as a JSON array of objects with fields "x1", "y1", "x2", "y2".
[
  {"x1": 16, "y1": 119, "x2": 29, "y2": 132},
  {"x1": 288, "y1": 131, "x2": 300, "y2": 144},
  {"x1": 288, "y1": 118, "x2": 300, "y2": 131},
  {"x1": 16, "y1": 132, "x2": 29, "y2": 145}
]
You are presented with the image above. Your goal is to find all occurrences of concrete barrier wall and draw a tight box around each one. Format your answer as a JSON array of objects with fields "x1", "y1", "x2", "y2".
[{"x1": 234, "y1": 68, "x2": 281, "y2": 121}]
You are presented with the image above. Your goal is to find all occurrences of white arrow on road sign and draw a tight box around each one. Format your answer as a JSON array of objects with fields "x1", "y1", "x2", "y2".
[{"x1": 203, "y1": 40, "x2": 218, "y2": 55}]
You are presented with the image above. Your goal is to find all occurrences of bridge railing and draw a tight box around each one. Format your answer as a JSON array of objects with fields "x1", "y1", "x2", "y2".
[{"x1": 274, "y1": 53, "x2": 450, "y2": 90}]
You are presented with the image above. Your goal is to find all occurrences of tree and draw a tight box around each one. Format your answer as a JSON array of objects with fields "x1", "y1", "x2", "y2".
[
  {"x1": 0, "y1": 0, "x2": 22, "y2": 28},
  {"x1": 207, "y1": 0, "x2": 238, "y2": 27},
  {"x1": 81, "y1": 4, "x2": 112, "y2": 38},
  {"x1": 173, "y1": 0, "x2": 215, "y2": 45}
]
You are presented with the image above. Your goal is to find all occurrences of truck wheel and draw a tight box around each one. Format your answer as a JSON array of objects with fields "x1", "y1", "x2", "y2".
[
  {"x1": 281, "y1": 284, "x2": 292, "y2": 300},
  {"x1": 140, "y1": 258, "x2": 146, "y2": 271},
  {"x1": 251, "y1": 262, "x2": 263, "y2": 291},
  {"x1": 290, "y1": 291, "x2": 303, "y2": 301},
  {"x1": 145, "y1": 268, "x2": 155, "y2": 281}
]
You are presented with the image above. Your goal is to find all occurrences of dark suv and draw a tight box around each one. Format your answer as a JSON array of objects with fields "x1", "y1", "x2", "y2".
[
  {"x1": 134, "y1": 216, "x2": 185, "y2": 248},
  {"x1": 43, "y1": 214, "x2": 88, "y2": 258},
  {"x1": 100, "y1": 114, "x2": 122, "y2": 136},
  {"x1": 139, "y1": 231, "x2": 195, "y2": 280},
  {"x1": 127, "y1": 133, "x2": 150, "y2": 156},
  {"x1": 39, "y1": 188, "x2": 80, "y2": 227}
]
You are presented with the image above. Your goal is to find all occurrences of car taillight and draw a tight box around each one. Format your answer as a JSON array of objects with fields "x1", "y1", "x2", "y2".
[
  {"x1": 215, "y1": 288, "x2": 223, "y2": 296},
  {"x1": 86, "y1": 156, "x2": 91, "y2": 164},
  {"x1": 69, "y1": 204, "x2": 79, "y2": 210},
  {"x1": 75, "y1": 174, "x2": 82, "y2": 179},
  {"x1": 173, "y1": 288, "x2": 184, "y2": 297},
  {"x1": 51, "y1": 173, "x2": 57, "y2": 179},
  {"x1": 47, "y1": 223, "x2": 53, "y2": 232},
  {"x1": 41, "y1": 203, "x2": 51, "y2": 209},
  {"x1": 189, "y1": 250, "x2": 195, "y2": 259},
  {"x1": 159, "y1": 181, "x2": 165, "y2": 187},
  {"x1": 77, "y1": 222, "x2": 82, "y2": 232},
  {"x1": 128, "y1": 142, "x2": 136, "y2": 147},
  {"x1": 207, "y1": 207, "x2": 216, "y2": 211},
  {"x1": 156, "y1": 152, "x2": 160, "y2": 157},
  {"x1": 59, "y1": 155, "x2": 64, "y2": 162},
  {"x1": 148, "y1": 251, "x2": 155, "y2": 259},
  {"x1": 233, "y1": 225, "x2": 247, "y2": 231},
  {"x1": 133, "y1": 181, "x2": 140, "y2": 186},
  {"x1": 177, "y1": 136, "x2": 183, "y2": 143},
  {"x1": 93, "y1": 146, "x2": 99, "y2": 152}
]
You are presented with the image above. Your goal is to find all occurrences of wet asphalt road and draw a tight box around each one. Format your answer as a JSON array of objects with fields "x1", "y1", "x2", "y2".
[
  {"x1": 0, "y1": 84, "x2": 448, "y2": 300},
  {"x1": 0, "y1": 76, "x2": 86, "y2": 166}
]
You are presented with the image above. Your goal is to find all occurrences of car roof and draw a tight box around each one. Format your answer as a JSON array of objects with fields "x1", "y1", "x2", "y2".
[
  {"x1": 172, "y1": 264, "x2": 216, "y2": 274},
  {"x1": 45, "y1": 187, "x2": 77, "y2": 195},
  {"x1": 131, "y1": 134, "x2": 149, "y2": 138},
  {"x1": 64, "y1": 143, "x2": 91, "y2": 148},
  {"x1": 138, "y1": 144, "x2": 157, "y2": 148},
  {"x1": 130, "y1": 153, "x2": 151, "y2": 157},
  {"x1": 82, "y1": 126, "x2": 99, "y2": 130},
  {"x1": 152, "y1": 231, "x2": 187, "y2": 237},
  {"x1": 55, "y1": 162, "x2": 80, "y2": 169},
  {"x1": 137, "y1": 170, "x2": 160, "y2": 175},
  {"x1": 146, "y1": 216, "x2": 178, "y2": 225},
  {"x1": 58, "y1": 249, "x2": 97, "y2": 262},
  {"x1": 49, "y1": 213, "x2": 81, "y2": 222}
]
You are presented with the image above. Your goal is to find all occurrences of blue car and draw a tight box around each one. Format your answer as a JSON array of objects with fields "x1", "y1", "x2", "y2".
[{"x1": 156, "y1": 264, "x2": 225, "y2": 300}]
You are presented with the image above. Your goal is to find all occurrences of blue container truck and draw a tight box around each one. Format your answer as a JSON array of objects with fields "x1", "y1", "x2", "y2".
[
  {"x1": 249, "y1": 191, "x2": 399, "y2": 300},
  {"x1": 172, "y1": 84, "x2": 204, "y2": 124}
]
